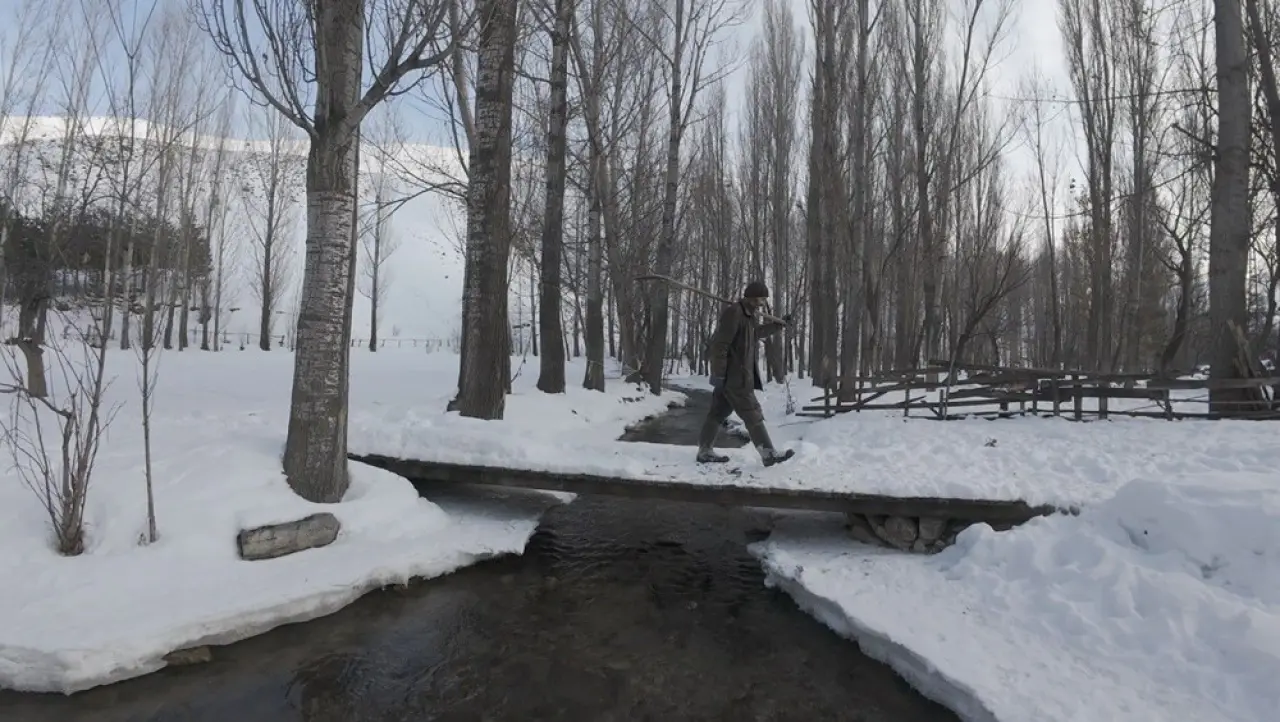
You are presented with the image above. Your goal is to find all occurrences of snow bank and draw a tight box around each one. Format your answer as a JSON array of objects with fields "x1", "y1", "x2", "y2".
[
  {"x1": 359, "y1": 368, "x2": 1280, "y2": 508},
  {"x1": 349, "y1": 366, "x2": 687, "y2": 475},
  {"x1": 753, "y1": 471, "x2": 1280, "y2": 722},
  {"x1": 0, "y1": 350, "x2": 655, "y2": 694}
]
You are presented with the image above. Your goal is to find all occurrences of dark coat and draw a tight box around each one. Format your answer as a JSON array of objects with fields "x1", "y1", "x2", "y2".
[{"x1": 708, "y1": 301, "x2": 785, "y2": 391}]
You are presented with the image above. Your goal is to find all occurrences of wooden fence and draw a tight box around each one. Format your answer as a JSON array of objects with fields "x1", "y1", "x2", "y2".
[{"x1": 801, "y1": 361, "x2": 1280, "y2": 421}]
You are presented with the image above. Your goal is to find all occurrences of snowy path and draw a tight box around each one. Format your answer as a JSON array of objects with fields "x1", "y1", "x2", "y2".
[{"x1": 353, "y1": 378, "x2": 1280, "y2": 508}]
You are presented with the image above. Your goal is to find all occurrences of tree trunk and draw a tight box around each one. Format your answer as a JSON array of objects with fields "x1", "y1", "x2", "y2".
[
  {"x1": 572, "y1": 232, "x2": 583, "y2": 358},
  {"x1": 641, "y1": 0, "x2": 687, "y2": 395},
  {"x1": 163, "y1": 301, "x2": 176, "y2": 349},
  {"x1": 119, "y1": 238, "x2": 134, "y2": 350},
  {"x1": 259, "y1": 237, "x2": 274, "y2": 351},
  {"x1": 200, "y1": 281, "x2": 211, "y2": 351},
  {"x1": 527, "y1": 263, "x2": 537, "y2": 356},
  {"x1": 368, "y1": 201, "x2": 380, "y2": 353},
  {"x1": 1245, "y1": 0, "x2": 1280, "y2": 353},
  {"x1": 583, "y1": 119, "x2": 605, "y2": 391},
  {"x1": 456, "y1": 0, "x2": 518, "y2": 419},
  {"x1": 911, "y1": 4, "x2": 938, "y2": 366},
  {"x1": 839, "y1": 0, "x2": 871, "y2": 399},
  {"x1": 179, "y1": 283, "x2": 191, "y2": 350},
  {"x1": 804, "y1": 32, "x2": 825, "y2": 388},
  {"x1": 1208, "y1": 0, "x2": 1251, "y2": 413},
  {"x1": 536, "y1": 0, "x2": 572, "y2": 393},
  {"x1": 369, "y1": 265, "x2": 379, "y2": 352},
  {"x1": 606, "y1": 275, "x2": 616, "y2": 359},
  {"x1": 280, "y1": 0, "x2": 364, "y2": 503}
]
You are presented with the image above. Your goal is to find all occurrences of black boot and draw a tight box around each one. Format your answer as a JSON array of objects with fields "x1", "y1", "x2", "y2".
[
  {"x1": 697, "y1": 447, "x2": 730, "y2": 463},
  {"x1": 762, "y1": 448, "x2": 796, "y2": 467},
  {"x1": 744, "y1": 421, "x2": 792, "y2": 467}
]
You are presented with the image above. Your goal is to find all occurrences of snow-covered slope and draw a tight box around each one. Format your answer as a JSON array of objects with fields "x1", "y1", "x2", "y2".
[{"x1": 0, "y1": 115, "x2": 466, "y2": 341}]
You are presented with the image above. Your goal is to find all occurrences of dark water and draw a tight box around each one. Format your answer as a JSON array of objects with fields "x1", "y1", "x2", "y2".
[{"x1": 1, "y1": 390, "x2": 956, "y2": 722}]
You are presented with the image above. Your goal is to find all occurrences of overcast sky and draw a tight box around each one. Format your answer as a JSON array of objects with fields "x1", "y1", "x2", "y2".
[
  {"x1": 1, "y1": 0, "x2": 1076, "y2": 345},
  {"x1": 386, "y1": 0, "x2": 1076, "y2": 344}
]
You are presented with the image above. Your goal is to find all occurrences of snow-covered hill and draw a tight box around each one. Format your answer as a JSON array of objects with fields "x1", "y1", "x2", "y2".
[{"x1": 0, "y1": 115, "x2": 467, "y2": 343}]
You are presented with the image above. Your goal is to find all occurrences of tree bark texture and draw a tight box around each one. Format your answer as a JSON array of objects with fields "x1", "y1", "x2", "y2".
[
  {"x1": 1208, "y1": 0, "x2": 1251, "y2": 413},
  {"x1": 583, "y1": 109, "x2": 606, "y2": 392},
  {"x1": 282, "y1": 0, "x2": 364, "y2": 503},
  {"x1": 536, "y1": 0, "x2": 572, "y2": 394},
  {"x1": 641, "y1": 0, "x2": 686, "y2": 395},
  {"x1": 457, "y1": 0, "x2": 519, "y2": 419}
]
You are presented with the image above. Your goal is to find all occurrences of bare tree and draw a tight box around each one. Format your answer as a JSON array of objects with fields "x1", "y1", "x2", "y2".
[
  {"x1": 133, "y1": 4, "x2": 215, "y2": 542},
  {"x1": 169, "y1": 47, "x2": 223, "y2": 352},
  {"x1": 198, "y1": 0, "x2": 460, "y2": 501},
  {"x1": 740, "y1": 0, "x2": 804, "y2": 383},
  {"x1": 1017, "y1": 68, "x2": 1066, "y2": 367},
  {"x1": 239, "y1": 107, "x2": 302, "y2": 351},
  {"x1": 455, "y1": 0, "x2": 520, "y2": 419},
  {"x1": 1208, "y1": 0, "x2": 1252, "y2": 411},
  {"x1": 535, "y1": 0, "x2": 575, "y2": 393},
  {"x1": 0, "y1": 0, "x2": 59, "y2": 305},
  {"x1": 805, "y1": 0, "x2": 851, "y2": 387},
  {"x1": 1060, "y1": 0, "x2": 1121, "y2": 370},
  {"x1": 0, "y1": 0, "x2": 120, "y2": 552},
  {"x1": 200, "y1": 93, "x2": 237, "y2": 352},
  {"x1": 1110, "y1": 0, "x2": 1168, "y2": 372},
  {"x1": 4, "y1": 11, "x2": 71, "y2": 399},
  {"x1": 100, "y1": 0, "x2": 170, "y2": 353},
  {"x1": 1155, "y1": 138, "x2": 1209, "y2": 372},
  {"x1": 568, "y1": 0, "x2": 640, "y2": 392},
  {"x1": 358, "y1": 144, "x2": 402, "y2": 351},
  {"x1": 1, "y1": 312, "x2": 120, "y2": 555},
  {"x1": 837, "y1": 0, "x2": 874, "y2": 396},
  {"x1": 1245, "y1": 0, "x2": 1280, "y2": 352},
  {"x1": 946, "y1": 127, "x2": 1032, "y2": 363},
  {"x1": 137, "y1": 6, "x2": 205, "y2": 354},
  {"x1": 639, "y1": 0, "x2": 749, "y2": 394}
]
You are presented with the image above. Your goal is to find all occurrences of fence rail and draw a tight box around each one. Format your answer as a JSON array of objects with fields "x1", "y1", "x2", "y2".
[{"x1": 801, "y1": 362, "x2": 1280, "y2": 421}]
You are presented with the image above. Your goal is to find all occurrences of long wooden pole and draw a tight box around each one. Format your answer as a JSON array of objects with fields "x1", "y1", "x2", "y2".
[{"x1": 635, "y1": 274, "x2": 788, "y2": 325}]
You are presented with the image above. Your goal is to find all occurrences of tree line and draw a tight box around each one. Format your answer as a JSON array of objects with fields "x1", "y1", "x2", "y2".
[
  {"x1": 0, "y1": 0, "x2": 1276, "y2": 509},
  {"x1": 491, "y1": 0, "x2": 1277, "y2": 414}
]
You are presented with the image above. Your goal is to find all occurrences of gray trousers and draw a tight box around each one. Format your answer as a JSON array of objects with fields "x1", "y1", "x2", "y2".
[{"x1": 699, "y1": 386, "x2": 774, "y2": 452}]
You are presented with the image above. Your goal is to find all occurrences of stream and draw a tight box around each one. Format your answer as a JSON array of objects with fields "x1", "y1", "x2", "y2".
[{"x1": 1, "y1": 389, "x2": 956, "y2": 722}]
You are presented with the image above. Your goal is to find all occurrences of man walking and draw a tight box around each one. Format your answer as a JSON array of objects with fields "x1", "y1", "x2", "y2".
[{"x1": 697, "y1": 280, "x2": 796, "y2": 467}]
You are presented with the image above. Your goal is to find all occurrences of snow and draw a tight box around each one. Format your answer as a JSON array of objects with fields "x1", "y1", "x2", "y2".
[
  {"x1": 7, "y1": 342, "x2": 1276, "y2": 717},
  {"x1": 355, "y1": 372, "x2": 1280, "y2": 508},
  {"x1": 348, "y1": 359, "x2": 685, "y2": 473},
  {"x1": 752, "y1": 471, "x2": 1280, "y2": 722},
  {"x1": 1, "y1": 115, "x2": 468, "y2": 343},
  {"x1": 0, "y1": 348, "x2": 663, "y2": 694}
]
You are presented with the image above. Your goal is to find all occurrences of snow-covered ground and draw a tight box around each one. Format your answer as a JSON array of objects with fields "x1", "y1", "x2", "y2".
[
  {"x1": 753, "y1": 472, "x2": 1280, "y2": 722},
  {"x1": 7, "y1": 346, "x2": 1275, "y2": 720},
  {"x1": 653, "y1": 375, "x2": 1280, "y2": 721},
  {"x1": 686, "y1": 379, "x2": 1279, "y2": 722},
  {"x1": 356, "y1": 373, "x2": 1280, "y2": 508},
  {"x1": 348, "y1": 358, "x2": 687, "y2": 472},
  {"x1": 0, "y1": 348, "x2": 674, "y2": 694}
]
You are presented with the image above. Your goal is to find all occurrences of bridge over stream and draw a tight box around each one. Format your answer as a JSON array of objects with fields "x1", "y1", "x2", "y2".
[{"x1": 352, "y1": 389, "x2": 1068, "y2": 553}]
